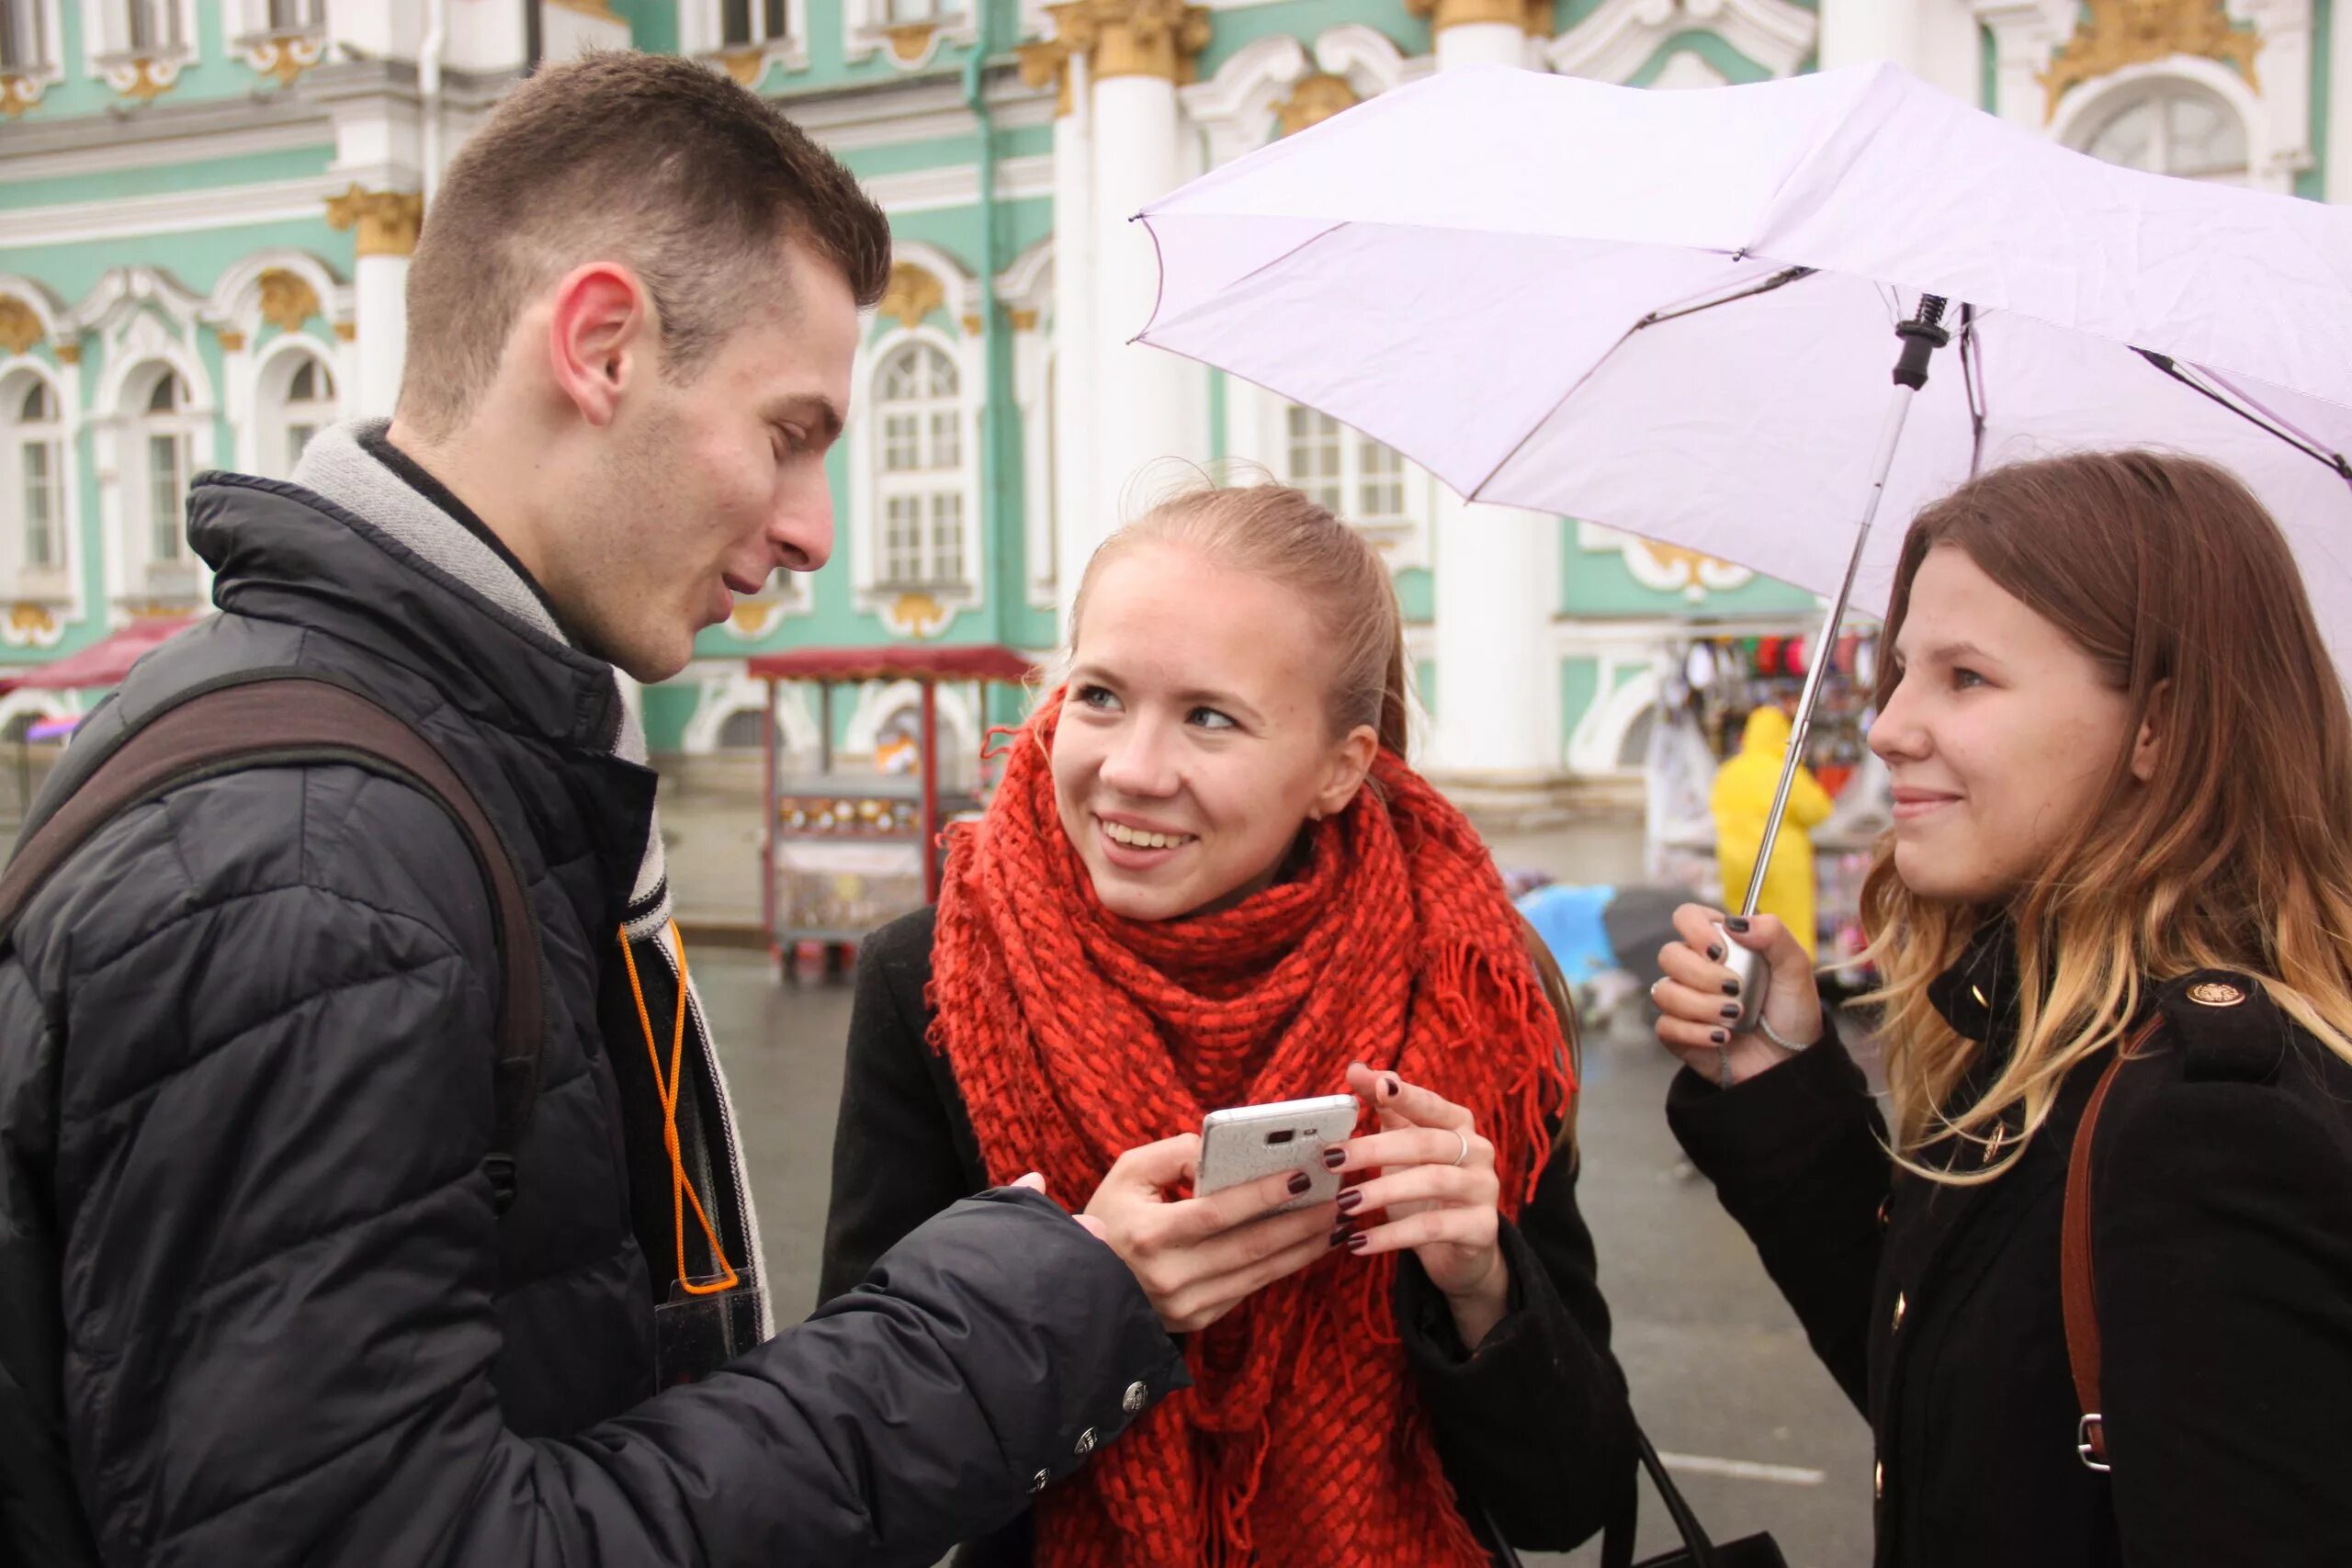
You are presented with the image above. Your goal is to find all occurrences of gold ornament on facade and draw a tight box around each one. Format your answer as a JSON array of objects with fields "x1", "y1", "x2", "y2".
[
  {"x1": 546, "y1": 0, "x2": 623, "y2": 17},
  {"x1": 256, "y1": 268, "x2": 322, "y2": 333},
  {"x1": 2041, "y1": 0, "x2": 2261, "y2": 118},
  {"x1": 0, "y1": 296, "x2": 41, "y2": 355},
  {"x1": 884, "y1": 21, "x2": 940, "y2": 65},
  {"x1": 324, "y1": 186, "x2": 425, "y2": 257},
  {"x1": 1017, "y1": 37, "x2": 1075, "y2": 117},
  {"x1": 0, "y1": 73, "x2": 41, "y2": 118},
  {"x1": 53, "y1": 343, "x2": 79, "y2": 366},
  {"x1": 1405, "y1": 0, "x2": 1553, "y2": 40},
  {"x1": 1277, "y1": 73, "x2": 1361, "y2": 136},
  {"x1": 717, "y1": 49, "x2": 769, "y2": 87},
  {"x1": 1009, "y1": 307, "x2": 1040, "y2": 333},
  {"x1": 879, "y1": 263, "x2": 947, "y2": 330},
  {"x1": 248, "y1": 34, "x2": 324, "y2": 87},
  {"x1": 729, "y1": 599, "x2": 785, "y2": 639},
  {"x1": 216, "y1": 330, "x2": 248, "y2": 352},
  {"x1": 1048, "y1": 0, "x2": 1212, "y2": 85},
  {"x1": 118, "y1": 57, "x2": 177, "y2": 102},
  {"x1": 886, "y1": 590, "x2": 952, "y2": 639},
  {"x1": 334, "y1": 321, "x2": 357, "y2": 342},
  {"x1": 960, "y1": 311, "x2": 985, "y2": 335},
  {"x1": 6, "y1": 604, "x2": 58, "y2": 647}
]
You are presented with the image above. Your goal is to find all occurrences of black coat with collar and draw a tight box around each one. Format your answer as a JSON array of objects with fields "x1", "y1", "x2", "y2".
[
  {"x1": 0, "y1": 473, "x2": 1184, "y2": 1568},
  {"x1": 820, "y1": 907, "x2": 1638, "y2": 1565},
  {"x1": 1668, "y1": 929, "x2": 2352, "y2": 1567}
]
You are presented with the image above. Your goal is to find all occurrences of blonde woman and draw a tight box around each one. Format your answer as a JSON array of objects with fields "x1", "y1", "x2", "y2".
[{"x1": 1655, "y1": 451, "x2": 2352, "y2": 1568}]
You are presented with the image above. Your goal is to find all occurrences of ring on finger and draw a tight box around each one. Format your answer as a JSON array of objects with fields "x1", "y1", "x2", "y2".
[{"x1": 1450, "y1": 1129, "x2": 1470, "y2": 1168}]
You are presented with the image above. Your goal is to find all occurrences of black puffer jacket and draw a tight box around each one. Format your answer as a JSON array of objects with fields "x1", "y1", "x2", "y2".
[{"x1": 0, "y1": 472, "x2": 1184, "y2": 1567}]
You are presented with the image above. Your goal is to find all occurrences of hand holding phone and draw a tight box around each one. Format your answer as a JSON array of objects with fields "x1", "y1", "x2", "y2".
[{"x1": 1197, "y1": 1094, "x2": 1361, "y2": 1213}]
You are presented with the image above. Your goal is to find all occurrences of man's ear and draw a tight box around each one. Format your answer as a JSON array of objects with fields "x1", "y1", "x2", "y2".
[
  {"x1": 546, "y1": 262, "x2": 652, "y2": 428},
  {"x1": 2130, "y1": 678, "x2": 2171, "y2": 784}
]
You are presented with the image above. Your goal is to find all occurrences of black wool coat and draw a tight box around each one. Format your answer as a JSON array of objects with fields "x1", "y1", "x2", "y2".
[
  {"x1": 1668, "y1": 926, "x2": 2352, "y2": 1568},
  {"x1": 0, "y1": 472, "x2": 1184, "y2": 1568},
  {"x1": 820, "y1": 907, "x2": 1639, "y2": 1566}
]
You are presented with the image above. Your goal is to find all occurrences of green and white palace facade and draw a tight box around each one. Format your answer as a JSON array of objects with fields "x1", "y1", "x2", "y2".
[{"x1": 0, "y1": 1, "x2": 2338, "y2": 797}]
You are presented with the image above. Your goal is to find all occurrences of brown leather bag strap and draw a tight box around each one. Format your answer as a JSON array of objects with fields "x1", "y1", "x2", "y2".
[
  {"x1": 2061, "y1": 1014, "x2": 2163, "y2": 1472},
  {"x1": 0, "y1": 672, "x2": 544, "y2": 1209}
]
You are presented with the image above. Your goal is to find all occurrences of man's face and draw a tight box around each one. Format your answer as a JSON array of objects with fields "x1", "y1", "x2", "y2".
[{"x1": 551, "y1": 239, "x2": 858, "y2": 682}]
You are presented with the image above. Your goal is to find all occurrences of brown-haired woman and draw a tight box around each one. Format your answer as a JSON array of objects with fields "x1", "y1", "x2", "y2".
[
  {"x1": 820, "y1": 483, "x2": 1635, "y2": 1565},
  {"x1": 1655, "y1": 450, "x2": 2352, "y2": 1567}
]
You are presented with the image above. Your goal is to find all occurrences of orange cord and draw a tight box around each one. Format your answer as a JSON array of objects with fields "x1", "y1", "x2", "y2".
[{"x1": 618, "y1": 921, "x2": 740, "y2": 1297}]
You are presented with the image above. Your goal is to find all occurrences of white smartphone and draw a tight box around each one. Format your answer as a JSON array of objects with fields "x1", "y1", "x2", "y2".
[{"x1": 1197, "y1": 1094, "x2": 1361, "y2": 1214}]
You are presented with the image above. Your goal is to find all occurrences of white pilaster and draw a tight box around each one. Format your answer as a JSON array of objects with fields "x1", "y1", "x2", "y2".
[
  {"x1": 2331, "y1": 0, "x2": 2352, "y2": 200},
  {"x1": 1817, "y1": 0, "x2": 1917, "y2": 72}
]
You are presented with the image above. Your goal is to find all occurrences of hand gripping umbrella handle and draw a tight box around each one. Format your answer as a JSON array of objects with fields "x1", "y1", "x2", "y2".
[{"x1": 1724, "y1": 295, "x2": 1950, "y2": 1035}]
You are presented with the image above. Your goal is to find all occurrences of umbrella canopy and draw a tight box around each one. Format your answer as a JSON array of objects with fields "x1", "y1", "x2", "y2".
[
  {"x1": 746, "y1": 645, "x2": 1037, "y2": 685},
  {"x1": 0, "y1": 615, "x2": 198, "y2": 696},
  {"x1": 1137, "y1": 62, "x2": 2352, "y2": 671}
]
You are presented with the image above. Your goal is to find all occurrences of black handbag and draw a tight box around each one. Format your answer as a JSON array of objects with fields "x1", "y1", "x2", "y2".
[{"x1": 1487, "y1": 1419, "x2": 1788, "y2": 1568}]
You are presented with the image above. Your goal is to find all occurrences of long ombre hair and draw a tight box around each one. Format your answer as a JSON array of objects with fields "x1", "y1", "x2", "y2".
[{"x1": 1862, "y1": 451, "x2": 2352, "y2": 1179}]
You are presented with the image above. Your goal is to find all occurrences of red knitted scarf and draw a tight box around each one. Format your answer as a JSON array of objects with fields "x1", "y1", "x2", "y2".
[{"x1": 929, "y1": 694, "x2": 1575, "y2": 1568}]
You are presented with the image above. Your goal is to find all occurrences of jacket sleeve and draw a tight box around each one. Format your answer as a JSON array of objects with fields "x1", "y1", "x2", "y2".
[
  {"x1": 2095, "y1": 1073, "x2": 2352, "y2": 1567},
  {"x1": 818, "y1": 914, "x2": 978, "y2": 1304},
  {"x1": 1396, "y1": 1140, "x2": 1636, "y2": 1551},
  {"x1": 32, "y1": 768, "x2": 1182, "y2": 1568},
  {"x1": 1665, "y1": 1022, "x2": 1889, "y2": 1411}
]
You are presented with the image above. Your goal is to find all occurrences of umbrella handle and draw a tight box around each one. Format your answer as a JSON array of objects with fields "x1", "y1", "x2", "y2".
[{"x1": 1725, "y1": 296, "x2": 1950, "y2": 1035}]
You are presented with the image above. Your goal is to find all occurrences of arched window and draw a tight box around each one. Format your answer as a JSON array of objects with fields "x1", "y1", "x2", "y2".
[
  {"x1": 1283, "y1": 403, "x2": 1412, "y2": 536},
  {"x1": 5, "y1": 375, "x2": 64, "y2": 581},
  {"x1": 2075, "y1": 79, "x2": 2248, "y2": 184},
  {"x1": 873, "y1": 340, "x2": 967, "y2": 590},
  {"x1": 265, "y1": 352, "x2": 335, "y2": 479},
  {"x1": 131, "y1": 367, "x2": 195, "y2": 570}
]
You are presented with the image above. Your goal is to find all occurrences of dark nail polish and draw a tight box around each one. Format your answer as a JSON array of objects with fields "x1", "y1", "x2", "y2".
[
  {"x1": 1725, "y1": 917, "x2": 1751, "y2": 933},
  {"x1": 1711, "y1": 1029, "x2": 1729, "y2": 1045},
  {"x1": 1723, "y1": 980, "x2": 1741, "y2": 997},
  {"x1": 1721, "y1": 1004, "x2": 1741, "y2": 1021},
  {"x1": 1329, "y1": 1224, "x2": 1352, "y2": 1247},
  {"x1": 1335, "y1": 1189, "x2": 1363, "y2": 1214},
  {"x1": 1321, "y1": 1147, "x2": 1347, "y2": 1169},
  {"x1": 1287, "y1": 1171, "x2": 1312, "y2": 1196},
  {"x1": 1382, "y1": 1075, "x2": 1400, "y2": 1099},
  {"x1": 1706, "y1": 944, "x2": 1724, "y2": 962},
  {"x1": 1345, "y1": 1233, "x2": 1370, "y2": 1253}
]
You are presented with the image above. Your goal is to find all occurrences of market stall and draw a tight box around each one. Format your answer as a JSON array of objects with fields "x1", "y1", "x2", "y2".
[{"x1": 745, "y1": 645, "x2": 1036, "y2": 976}]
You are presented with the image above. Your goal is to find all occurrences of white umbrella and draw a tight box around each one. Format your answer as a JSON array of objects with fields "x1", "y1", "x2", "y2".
[{"x1": 1135, "y1": 61, "x2": 2352, "y2": 1021}]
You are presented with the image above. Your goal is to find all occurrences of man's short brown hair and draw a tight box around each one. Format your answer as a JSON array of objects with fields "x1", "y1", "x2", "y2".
[{"x1": 400, "y1": 51, "x2": 890, "y2": 439}]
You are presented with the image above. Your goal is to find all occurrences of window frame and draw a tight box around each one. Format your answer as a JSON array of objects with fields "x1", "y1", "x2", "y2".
[
  {"x1": 124, "y1": 363, "x2": 201, "y2": 584},
  {"x1": 847, "y1": 322, "x2": 986, "y2": 623},
  {"x1": 2, "y1": 369, "x2": 71, "y2": 596},
  {"x1": 2071, "y1": 74, "x2": 2251, "y2": 185},
  {"x1": 681, "y1": 0, "x2": 809, "y2": 73},
  {"x1": 869, "y1": 337, "x2": 971, "y2": 593},
  {"x1": 1277, "y1": 400, "x2": 1425, "y2": 556}
]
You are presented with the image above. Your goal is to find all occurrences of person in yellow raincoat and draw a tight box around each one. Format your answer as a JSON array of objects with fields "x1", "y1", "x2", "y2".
[{"x1": 1712, "y1": 705, "x2": 1835, "y2": 959}]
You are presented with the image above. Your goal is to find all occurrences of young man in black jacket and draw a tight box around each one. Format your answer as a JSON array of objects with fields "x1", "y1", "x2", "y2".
[{"x1": 0, "y1": 52, "x2": 1258, "y2": 1568}]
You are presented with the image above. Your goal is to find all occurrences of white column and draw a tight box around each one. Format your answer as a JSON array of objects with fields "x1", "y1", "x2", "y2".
[
  {"x1": 324, "y1": 188, "x2": 422, "y2": 420},
  {"x1": 1090, "y1": 71, "x2": 1208, "y2": 549},
  {"x1": 353, "y1": 254, "x2": 409, "y2": 419},
  {"x1": 1051, "y1": 53, "x2": 1098, "y2": 637},
  {"x1": 1816, "y1": 0, "x2": 1918, "y2": 73},
  {"x1": 1426, "y1": 11, "x2": 1561, "y2": 794}
]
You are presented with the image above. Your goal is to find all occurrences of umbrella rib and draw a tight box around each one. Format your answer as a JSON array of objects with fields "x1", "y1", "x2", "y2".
[
  {"x1": 2133, "y1": 350, "x2": 2352, "y2": 490},
  {"x1": 1959, "y1": 305, "x2": 1988, "y2": 479},
  {"x1": 1128, "y1": 215, "x2": 1349, "y2": 342},
  {"x1": 1466, "y1": 265, "x2": 1821, "y2": 504}
]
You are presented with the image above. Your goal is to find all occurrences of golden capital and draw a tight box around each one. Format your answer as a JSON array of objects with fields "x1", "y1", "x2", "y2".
[
  {"x1": 879, "y1": 263, "x2": 946, "y2": 330},
  {"x1": 2041, "y1": 0, "x2": 2261, "y2": 118},
  {"x1": 216, "y1": 329, "x2": 248, "y2": 352},
  {"x1": 324, "y1": 185, "x2": 424, "y2": 257},
  {"x1": 53, "y1": 343, "x2": 80, "y2": 366},
  {"x1": 1048, "y1": 0, "x2": 1212, "y2": 86},
  {"x1": 0, "y1": 73, "x2": 41, "y2": 118},
  {"x1": 334, "y1": 321, "x2": 357, "y2": 343},
  {"x1": 1017, "y1": 38, "x2": 1075, "y2": 117},
  {"x1": 1407, "y1": 0, "x2": 1552, "y2": 39},
  {"x1": 1277, "y1": 73, "x2": 1361, "y2": 136}
]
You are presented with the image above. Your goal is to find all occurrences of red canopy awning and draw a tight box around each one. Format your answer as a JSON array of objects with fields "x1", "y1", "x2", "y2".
[
  {"x1": 746, "y1": 644, "x2": 1037, "y2": 685},
  {"x1": 0, "y1": 615, "x2": 198, "y2": 696}
]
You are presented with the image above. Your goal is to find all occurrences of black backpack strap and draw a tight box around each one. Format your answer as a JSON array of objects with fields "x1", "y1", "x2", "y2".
[{"x1": 0, "y1": 673, "x2": 544, "y2": 1209}]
